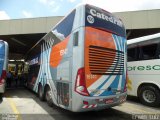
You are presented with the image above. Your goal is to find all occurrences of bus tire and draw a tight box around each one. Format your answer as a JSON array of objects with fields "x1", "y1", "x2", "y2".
[
  {"x1": 38, "y1": 84, "x2": 44, "y2": 101},
  {"x1": 139, "y1": 85, "x2": 160, "y2": 107},
  {"x1": 45, "y1": 86, "x2": 53, "y2": 107}
]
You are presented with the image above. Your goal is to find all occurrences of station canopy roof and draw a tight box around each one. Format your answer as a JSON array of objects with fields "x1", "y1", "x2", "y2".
[{"x1": 0, "y1": 33, "x2": 45, "y2": 60}]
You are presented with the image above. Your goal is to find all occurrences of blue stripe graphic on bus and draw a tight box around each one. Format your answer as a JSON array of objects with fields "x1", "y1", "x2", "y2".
[
  {"x1": 113, "y1": 35, "x2": 118, "y2": 50},
  {"x1": 100, "y1": 75, "x2": 120, "y2": 96},
  {"x1": 97, "y1": 75, "x2": 112, "y2": 90},
  {"x1": 100, "y1": 89, "x2": 112, "y2": 96},
  {"x1": 98, "y1": 35, "x2": 125, "y2": 96},
  {"x1": 90, "y1": 34, "x2": 122, "y2": 96},
  {"x1": 121, "y1": 74, "x2": 125, "y2": 89},
  {"x1": 0, "y1": 55, "x2": 4, "y2": 77},
  {"x1": 0, "y1": 44, "x2": 5, "y2": 77}
]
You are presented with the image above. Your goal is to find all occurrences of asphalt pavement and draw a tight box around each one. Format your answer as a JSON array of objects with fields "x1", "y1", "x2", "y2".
[{"x1": 0, "y1": 88, "x2": 159, "y2": 120}]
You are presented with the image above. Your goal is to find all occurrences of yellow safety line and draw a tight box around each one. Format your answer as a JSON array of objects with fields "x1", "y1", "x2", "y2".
[{"x1": 6, "y1": 97, "x2": 22, "y2": 120}]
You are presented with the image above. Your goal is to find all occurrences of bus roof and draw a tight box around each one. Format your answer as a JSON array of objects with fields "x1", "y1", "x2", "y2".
[
  {"x1": 26, "y1": 4, "x2": 125, "y2": 56},
  {"x1": 127, "y1": 33, "x2": 160, "y2": 46}
]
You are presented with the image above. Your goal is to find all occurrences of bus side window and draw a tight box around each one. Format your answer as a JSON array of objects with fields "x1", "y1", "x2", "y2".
[
  {"x1": 73, "y1": 32, "x2": 79, "y2": 46},
  {"x1": 155, "y1": 43, "x2": 160, "y2": 59},
  {"x1": 140, "y1": 43, "x2": 158, "y2": 60},
  {"x1": 127, "y1": 48, "x2": 136, "y2": 61}
]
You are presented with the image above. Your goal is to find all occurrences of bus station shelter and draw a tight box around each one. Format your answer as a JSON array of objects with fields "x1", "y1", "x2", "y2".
[{"x1": 0, "y1": 9, "x2": 160, "y2": 60}]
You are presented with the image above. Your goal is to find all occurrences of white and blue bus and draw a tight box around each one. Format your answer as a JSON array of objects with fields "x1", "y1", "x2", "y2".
[
  {"x1": 127, "y1": 33, "x2": 160, "y2": 107},
  {"x1": 25, "y1": 4, "x2": 127, "y2": 112},
  {"x1": 0, "y1": 40, "x2": 8, "y2": 99}
]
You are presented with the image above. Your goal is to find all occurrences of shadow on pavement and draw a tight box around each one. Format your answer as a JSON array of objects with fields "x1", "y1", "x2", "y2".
[
  {"x1": 0, "y1": 97, "x2": 3, "y2": 104},
  {"x1": 4, "y1": 87, "x2": 36, "y2": 98},
  {"x1": 49, "y1": 108, "x2": 132, "y2": 120},
  {"x1": 127, "y1": 95, "x2": 160, "y2": 109},
  {"x1": 4, "y1": 87, "x2": 132, "y2": 120},
  {"x1": 19, "y1": 108, "x2": 132, "y2": 120},
  {"x1": 127, "y1": 95, "x2": 140, "y2": 103}
]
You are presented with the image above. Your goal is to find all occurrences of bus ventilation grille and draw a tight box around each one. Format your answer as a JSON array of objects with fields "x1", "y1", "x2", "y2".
[
  {"x1": 57, "y1": 82, "x2": 69, "y2": 107},
  {"x1": 89, "y1": 45, "x2": 124, "y2": 75}
]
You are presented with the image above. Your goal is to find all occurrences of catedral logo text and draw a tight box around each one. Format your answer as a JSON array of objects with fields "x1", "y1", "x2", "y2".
[{"x1": 89, "y1": 9, "x2": 123, "y2": 27}]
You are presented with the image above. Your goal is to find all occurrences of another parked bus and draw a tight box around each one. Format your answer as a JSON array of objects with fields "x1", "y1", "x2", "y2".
[
  {"x1": 25, "y1": 4, "x2": 127, "y2": 112},
  {"x1": 127, "y1": 33, "x2": 160, "y2": 107},
  {"x1": 0, "y1": 40, "x2": 8, "y2": 99}
]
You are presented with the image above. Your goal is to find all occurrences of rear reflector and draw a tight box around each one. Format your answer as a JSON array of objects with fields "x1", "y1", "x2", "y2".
[
  {"x1": 83, "y1": 101, "x2": 89, "y2": 105},
  {"x1": 82, "y1": 104, "x2": 97, "y2": 109}
]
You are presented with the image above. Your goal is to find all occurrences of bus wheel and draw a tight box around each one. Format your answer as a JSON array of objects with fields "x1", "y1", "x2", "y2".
[
  {"x1": 139, "y1": 85, "x2": 160, "y2": 107},
  {"x1": 38, "y1": 84, "x2": 44, "y2": 101},
  {"x1": 45, "y1": 86, "x2": 53, "y2": 107}
]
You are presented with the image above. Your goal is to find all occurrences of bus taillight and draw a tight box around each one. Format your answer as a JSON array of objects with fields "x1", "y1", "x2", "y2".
[
  {"x1": 0, "y1": 70, "x2": 6, "y2": 85},
  {"x1": 75, "y1": 68, "x2": 89, "y2": 96}
]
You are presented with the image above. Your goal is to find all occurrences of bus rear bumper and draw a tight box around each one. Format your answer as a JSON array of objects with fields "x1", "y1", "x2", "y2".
[{"x1": 72, "y1": 92, "x2": 127, "y2": 112}]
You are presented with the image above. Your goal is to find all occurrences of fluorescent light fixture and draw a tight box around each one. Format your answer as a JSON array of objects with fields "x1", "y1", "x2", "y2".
[
  {"x1": 17, "y1": 59, "x2": 25, "y2": 62},
  {"x1": 20, "y1": 59, "x2": 25, "y2": 62},
  {"x1": 9, "y1": 60, "x2": 15, "y2": 61}
]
